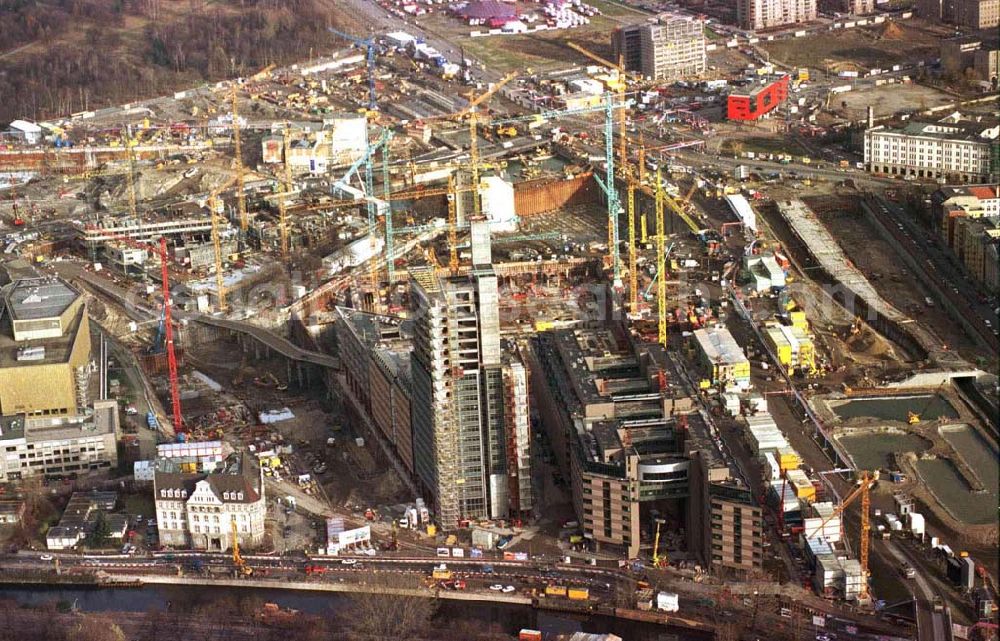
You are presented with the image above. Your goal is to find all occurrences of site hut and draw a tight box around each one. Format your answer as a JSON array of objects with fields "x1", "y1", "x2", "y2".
[
  {"x1": 3, "y1": 120, "x2": 42, "y2": 145},
  {"x1": 690, "y1": 326, "x2": 751, "y2": 390}
]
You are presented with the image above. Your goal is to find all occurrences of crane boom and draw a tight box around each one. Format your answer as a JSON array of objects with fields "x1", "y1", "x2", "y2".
[{"x1": 457, "y1": 72, "x2": 517, "y2": 221}]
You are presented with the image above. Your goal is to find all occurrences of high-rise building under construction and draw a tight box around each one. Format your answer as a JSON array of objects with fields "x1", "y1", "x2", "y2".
[{"x1": 409, "y1": 219, "x2": 509, "y2": 525}]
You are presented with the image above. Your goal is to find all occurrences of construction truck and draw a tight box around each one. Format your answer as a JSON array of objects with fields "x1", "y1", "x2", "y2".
[{"x1": 431, "y1": 564, "x2": 453, "y2": 580}]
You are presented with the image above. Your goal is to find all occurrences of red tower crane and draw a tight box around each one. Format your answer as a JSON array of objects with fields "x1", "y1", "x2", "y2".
[{"x1": 86, "y1": 229, "x2": 183, "y2": 433}]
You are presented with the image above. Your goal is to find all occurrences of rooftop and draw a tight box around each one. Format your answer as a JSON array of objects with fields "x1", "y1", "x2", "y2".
[
  {"x1": 0, "y1": 303, "x2": 86, "y2": 367},
  {"x1": 693, "y1": 326, "x2": 748, "y2": 367},
  {"x1": 2, "y1": 277, "x2": 80, "y2": 321},
  {"x1": 154, "y1": 452, "x2": 262, "y2": 504},
  {"x1": 0, "y1": 401, "x2": 117, "y2": 442},
  {"x1": 879, "y1": 118, "x2": 999, "y2": 142}
]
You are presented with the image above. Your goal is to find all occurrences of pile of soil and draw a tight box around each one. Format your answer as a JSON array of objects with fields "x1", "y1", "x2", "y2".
[{"x1": 880, "y1": 21, "x2": 905, "y2": 40}]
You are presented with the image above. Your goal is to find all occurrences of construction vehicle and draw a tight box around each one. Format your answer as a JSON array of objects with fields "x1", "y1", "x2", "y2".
[
  {"x1": 652, "y1": 517, "x2": 668, "y2": 568},
  {"x1": 304, "y1": 564, "x2": 327, "y2": 576},
  {"x1": 494, "y1": 125, "x2": 518, "y2": 138},
  {"x1": 907, "y1": 381, "x2": 947, "y2": 424},
  {"x1": 806, "y1": 470, "x2": 874, "y2": 602},
  {"x1": 231, "y1": 516, "x2": 252, "y2": 577},
  {"x1": 364, "y1": 508, "x2": 379, "y2": 521}
]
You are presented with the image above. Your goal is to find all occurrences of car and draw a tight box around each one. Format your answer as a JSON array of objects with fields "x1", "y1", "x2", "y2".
[
  {"x1": 40, "y1": 554, "x2": 54, "y2": 561},
  {"x1": 340, "y1": 559, "x2": 358, "y2": 566},
  {"x1": 502, "y1": 585, "x2": 516, "y2": 593},
  {"x1": 489, "y1": 584, "x2": 504, "y2": 591},
  {"x1": 147, "y1": 519, "x2": 156, "y2": 527}
]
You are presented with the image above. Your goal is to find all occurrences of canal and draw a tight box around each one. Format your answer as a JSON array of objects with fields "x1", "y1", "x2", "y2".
[
  {"x1": 915, "y1": 425, "x2": 999, "y2": 526},
  {"x1": 0, "y1": 584, "x2": 709, "y2": 641}
]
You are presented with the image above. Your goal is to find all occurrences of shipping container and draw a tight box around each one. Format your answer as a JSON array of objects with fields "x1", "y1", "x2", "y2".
[
  {"x1": 545, "y1": 585, "x2": 568, "y2": 597},
  {"x1": 567, "y1": 588, "x2": 589, "y2": 601}
]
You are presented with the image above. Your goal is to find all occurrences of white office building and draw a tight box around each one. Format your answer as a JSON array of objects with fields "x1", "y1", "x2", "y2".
[{"x1": 864, "y1": 118, "x2": 999, "y2": 184}]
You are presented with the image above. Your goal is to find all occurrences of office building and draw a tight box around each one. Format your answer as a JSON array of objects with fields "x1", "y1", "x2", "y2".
[
  {"x1": 0, "y1": 400, "x2": 119, "y2": 482},
  {"x1": 864, "y1": 117, "x2": 1000, "y2": 183},
  {"x1": 942, "y1": 36, "x2": 1000, "y2": 81},
  {"x1": 727, "y1": 76, "x2": 790, "y2": 121},
  {"x1": 409, "y1": 219, "x2": 508, "y2": 525},
  {"x1": 737, "y1": 0, "x2": 817, "y2": 30},
  {"x1": 611, "y1": 24, "x2": 643, "y2": 74},
  {"x1": 154, "y1": 452, "x2": 266, "y2": 551},
  {"x1": 955, "y1": 0, "x2": 999, "y2": 28},
  {"x1": 501, "y1": 343, "x2": 533, "y2": 516},
  {"x1": 638, "y1": 14, "x2": 706, "y2": 81},
  {"x1": 335, "y1": 308, "x2": 416, "y2": 477},
  {"x1": 0, "y1": 277, "x2": 92, "y2": 417},
  {"x1": 530, "y1": 323, "x2": 762, "y2": 572}
]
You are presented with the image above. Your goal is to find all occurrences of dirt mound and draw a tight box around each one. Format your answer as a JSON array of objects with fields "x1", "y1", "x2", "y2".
[{"x1": 880, "y1": 21, "x2": 905, "y2": 40}]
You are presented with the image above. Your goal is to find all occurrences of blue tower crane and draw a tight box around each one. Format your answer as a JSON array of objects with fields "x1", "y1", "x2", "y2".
[{"x1": 328, "y1": 27, "x2": 381, "y2": 111}]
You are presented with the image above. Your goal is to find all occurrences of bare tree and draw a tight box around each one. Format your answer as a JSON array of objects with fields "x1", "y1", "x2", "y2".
[{"x1": 344, "y1": 578, "x2": 438, "y2": 641}]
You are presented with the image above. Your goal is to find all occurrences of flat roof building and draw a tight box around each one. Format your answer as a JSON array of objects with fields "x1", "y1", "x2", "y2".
[
  {"x1": 0, "y1": 276, "x2": 92, "y2": 417},
  {"x1": 691, "y1": 326, "x2": 751, "y2": 390}
]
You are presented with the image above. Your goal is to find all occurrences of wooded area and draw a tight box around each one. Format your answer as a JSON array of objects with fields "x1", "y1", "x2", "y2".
[{"x1": 0, "y1": 0, "x2": 346, "y2": 123}]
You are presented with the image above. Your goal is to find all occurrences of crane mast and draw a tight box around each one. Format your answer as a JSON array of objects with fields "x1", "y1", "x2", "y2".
[
  {"x1": 279, "y1": 127, "x2": 291, "y2": 259},
  {"x1": 655, "y1": 169, "x2": 667, "y2": 346},
  {"x1": 230, "y1": 87, "x2": 248, "y2": 232}
]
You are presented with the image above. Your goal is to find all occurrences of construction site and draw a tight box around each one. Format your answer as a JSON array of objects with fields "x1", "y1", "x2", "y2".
[{"x1": 0, "y1": 3, "x2": 998, "y2": 640}]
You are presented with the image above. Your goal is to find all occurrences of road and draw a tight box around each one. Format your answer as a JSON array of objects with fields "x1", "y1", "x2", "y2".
[{"x1": 881, "y1": 541, "x2": 949, "y2": 641}]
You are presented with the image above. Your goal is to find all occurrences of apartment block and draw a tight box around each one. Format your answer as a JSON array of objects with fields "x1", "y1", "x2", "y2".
[
  {"x1": 864, "y1": 117, "x2": 1000, "y2": 183},
  {"x1": 335, "y1": 307, "x2": 415, "y2": 476},
  {"x1": 409, "y1": 219, "x2": 509, "y2": 525},
  {"x1": 737, "y1": 0, "x2": 817, "y2": 31},
  {"x1": 638, "y1": 14, "x2": 706, "y2": 81},
  {"x1": 955, "y1": 0, "x2": 1000, "y2": 28}
]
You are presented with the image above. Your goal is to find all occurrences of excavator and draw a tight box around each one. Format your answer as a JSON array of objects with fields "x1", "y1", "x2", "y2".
[
  {"x1": 907, "y1": 381, "x2": 947, "y2": 424},
  {"x1": 232, "y1": 516, "x2": 253, "y2": 577}
]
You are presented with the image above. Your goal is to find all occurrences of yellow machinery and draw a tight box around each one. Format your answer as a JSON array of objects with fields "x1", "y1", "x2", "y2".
[
  {"x1": 229, "y1": 86, "x2": 249, "y2": 232},
  {"x1": 231, "y1": 516, "x2": 252, "y2": 576},
  {"x1": 655, "y1": 169, "x2": 667, "y2": 346},
  {"x1": 627, "y1": 183, "x2": 638, "y2": 314},
  {"x1": 652, "y1": 518, "x2": 667, "y2": 568},
  {"x1": 907, "y1": 382, "x2": 946, "y2": 425},
  {"x1": 495, "y1": 125, "x2": 518, "y2": 138},
  {"x1": 807, "y1": 471, "x2": 873, "y2": 602},
  {"x1": 280, "y1": 126, "x2": 292, "y2": 259}
]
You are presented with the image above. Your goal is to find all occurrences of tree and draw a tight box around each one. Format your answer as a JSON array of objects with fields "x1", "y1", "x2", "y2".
[
  {"x1": 71, "y1": 616, "x2": 126, "y2": 641},
  {"x1": 344, "y1": 578, "x2": 437, "y2": 641},
  {"x1": 86, "y1": 511, "x2": 111, "y2": 548}
]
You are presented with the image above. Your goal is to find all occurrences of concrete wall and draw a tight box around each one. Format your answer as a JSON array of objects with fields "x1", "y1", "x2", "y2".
[{"x1": 514, "y1": 173, "x2": 599, "y2": 218}]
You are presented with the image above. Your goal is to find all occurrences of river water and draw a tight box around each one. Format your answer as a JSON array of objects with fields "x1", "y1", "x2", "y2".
[{"x1": 0, "y1": 584, "x2": 706, "y2": 641}]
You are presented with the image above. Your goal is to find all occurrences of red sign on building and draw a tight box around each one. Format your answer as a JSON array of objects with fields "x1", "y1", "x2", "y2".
[{"x1": 727, "y1": 76, "x2": 790, "y2": 121}]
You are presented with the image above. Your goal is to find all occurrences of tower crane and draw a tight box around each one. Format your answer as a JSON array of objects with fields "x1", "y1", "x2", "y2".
[
  {"x1": 454, "y1": 72, "x2": 518, "y2": 221},
  {"x1": 123, "y1": 132, "x2": 139, "y2": 221},
  {"x1": 88, "y1": 229, "x2": 183, "y2": 434},
  {"x1": 229, "y1": 86, "x2": 249, "y2": 233},
  {"x1": 280, "y1": 127, "x2": 292, "y2": 259},
  {"x1": 327, "y1": 28, "x2": 382, "y2": 112},
  {"x1": 206, "y1": 175, "x2": 239, "y2": 312},
  {"x1": 627, "y1": 182, "x2": 638, "y2": 314},
  {"x1": 655, "y1": 169, "x2": 667, "y2": 346},
  {"x1": 805, "y1": 470, "x2": 875, "y2": 602},
  {"x1": 652, "y1": 518, "x2": 668, "y2": 568},
  {"x1": 566, "y1": 42, "x2": 632, "y2": 262}
]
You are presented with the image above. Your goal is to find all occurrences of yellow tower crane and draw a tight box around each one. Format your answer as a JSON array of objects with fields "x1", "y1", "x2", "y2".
[
  {"x1": 627, "y1": 183, "x2": 638, "y2": 314},
  {"x1": 447, "y1": 174, "x2": 459, "y2": 275},
  {"x1": 279, "y1": 126, "x2": 292, "y2": 259},
  {"x1": 229, "y1": 86, "x2": 249, "y2": 232},
  {"x1": 806, "y1": 471, "x2": 874, "y2": 602},
  {"x1": 206, "y1": 175, "x2": 239, "y2": 312},
  {"x1": 652, "y1": 518, "x2": 668, "y2": 568},
  {"x1": 123, "y1": 132, "x2": 138, "y2": 221},
  {"x1": 454, "y1": 72, "x2": 518, "y2": 219},
  {"x1": 655, "y1": 169, "x2": 667, "y2": 346}
]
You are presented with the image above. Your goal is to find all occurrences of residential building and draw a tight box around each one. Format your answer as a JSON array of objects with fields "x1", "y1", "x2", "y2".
[
  {"x1": 0, "y1": 499, "x2": 26, "y2": 524},
  {"x1": 637, "y1": 14, "x2": 706, "y2": 81},
  {"x1": 823, "y1": 0, "x2": 873, "y2": 14},
  {"x1": 45, "y1": 491, "x2": 127, "y2": 550},
  {"x1": 611, "y1": 23, "x2": 643, "y2": 74},
  {"x1": 974, "y1": 48, "x2": 999, "y2": 83},
  {"x1": 154, "y1": 452, "x2": 266, "y2": 551},
  {"x1": 336, "y1": 308, "x2": 416, "y2": 476},
  {"x1": 864, "y1": 117, "x2": 1000, "y2": 183},
  {"x1": 691, "y1": 326, "x2": 752, "y2": 390},
  {"x1": 737, "y1": 0, "x2": 817, "y2": 30},
  {"x1": 0, "y1": 400, "x2": 119, "y2": 481},
  {"x1": 409, "y1": 219, "x2": 508, "y2": 525},
  {"x1": 0, "y1": 276, "x2": 93, "y2": 417},
  {"x1": 954, "y1": 0, "x2": 999, "y2": 28},
  {"x1": 529, "y1": 324, "x2": 761, "y2": 572}
]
